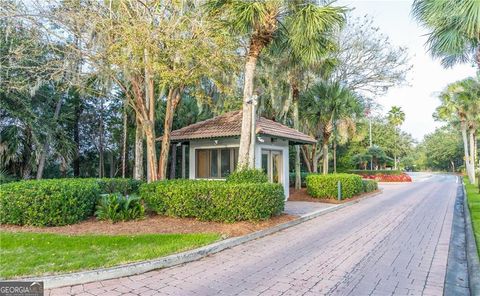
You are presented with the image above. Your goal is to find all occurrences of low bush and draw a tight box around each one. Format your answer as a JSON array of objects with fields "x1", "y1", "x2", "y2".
[
  {"x1": 362, "y1": 179, "x2": 378, "y2": 193},
  {"x1": 0, "y1": 179, "x2": 100, "y2": 226},
  {"x1": 306, "y1": 173, "x2": 363, "y2": 199},
  {"x1": 362, "y1": 173, "x2": 412, "y2": 182},
  {"x1": 140, "y1": 180, "x2": 284, "y2": 222},
  {"x1": 226, "y1": 168, "x2": 268, "y2": 183},
  {"x1": 348, "y1": 170, "x2": 403, "y2": 176},
  {"x1": 95, "y1": 194, "x2": 145, "y2": 223},
  {"x1": 97, "y1": 178, "x2": 144, "y2": 195}
]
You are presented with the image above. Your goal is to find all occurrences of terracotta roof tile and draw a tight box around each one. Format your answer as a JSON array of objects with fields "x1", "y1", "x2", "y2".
[{"x1": 162, "y1": 110, "x2": 316, "y2": 144}]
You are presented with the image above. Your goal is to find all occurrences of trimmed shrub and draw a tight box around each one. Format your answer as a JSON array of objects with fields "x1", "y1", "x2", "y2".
[
  {"x1": 349, "y1": 170, "x2": 412, "y2": 182},
  {"x1": 226, "y1": 168, "x2": 268, "y2": 183},
  {"x1": 95, "y1": 194, "x2": 145, "y2": 223},
  {"x1": 97, "y1": 178, "x2": 144, "y2": 195},
  {"x1": 362, "y1": 173, "x2": 412, "y2": 182},
  {"x1": 348, "y1": 170, "x2": 403, "y2": 176},
  {"x1": 0, "y1": 179, "x2": 100, "y2": 226},
  {"x1": 362, "y1": 179, "x2": 378, "y2": 193},
  {"x1": 306, "y1": 173, "x2": 363, "y2": 199},
  {"x1": 140, "y1": 180, "x2": 284, "y2": 222}
]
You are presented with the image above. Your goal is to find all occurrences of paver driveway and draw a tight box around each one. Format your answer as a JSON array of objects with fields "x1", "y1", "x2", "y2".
[{"x1": 49, "y1": 174, "x2": 458, "y2": 296}]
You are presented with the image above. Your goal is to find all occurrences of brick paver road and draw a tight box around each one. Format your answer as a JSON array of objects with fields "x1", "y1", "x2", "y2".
[{"x1": 49, "y1": 174, "x2": 457, "y2": 296}]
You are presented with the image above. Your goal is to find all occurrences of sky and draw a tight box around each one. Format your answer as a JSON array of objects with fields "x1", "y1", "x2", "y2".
[{"x1": 338, "y1": 0, "x2": 477, "y2": 141}]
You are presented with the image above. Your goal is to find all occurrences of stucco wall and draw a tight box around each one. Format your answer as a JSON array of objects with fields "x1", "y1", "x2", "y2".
[{"x1": 188, "y1": 137, "x2": 290, "y2": 199}]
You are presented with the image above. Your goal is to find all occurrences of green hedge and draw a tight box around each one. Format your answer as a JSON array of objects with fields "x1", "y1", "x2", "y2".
[
  {"x1": 0, "y1": 179, "x2": 100, "y2": 226},
  {"x1": 97, "y1": 178, "x2": 144, "y2": 195},
  {"x1": 140, "y1": 180, "x2": 284, "y2": 222},
  {"x1": 226, "y1": 169, "x2": 268, "y2": 183},
  {"x1": 362, "y1": 179, "x2": 378, "y2": 193},
  {"x1": 306, "y1": 173, "x2": 363, "y2": 199},
  {"x1": 348, "y1": 170, "x2": 403, "y2": 176}
]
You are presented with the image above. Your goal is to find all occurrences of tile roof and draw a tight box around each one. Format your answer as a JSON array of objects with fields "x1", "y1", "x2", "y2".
[{"x1": 162, "y1": 110, "x2": 316, "y2": 144}]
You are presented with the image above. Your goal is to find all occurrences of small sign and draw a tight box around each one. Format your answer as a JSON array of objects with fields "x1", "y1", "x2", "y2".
[{"x1": 0, "y1": 281, "x2": 44, "y2": 296}]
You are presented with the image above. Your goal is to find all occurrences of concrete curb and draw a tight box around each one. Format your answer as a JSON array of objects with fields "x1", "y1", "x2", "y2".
[
  {"x1": 463, "y1": 182, "x2": 480, "y2": 295},
  {"x1": 17, "y1": 190, "x2": 383, "y2": 289}
]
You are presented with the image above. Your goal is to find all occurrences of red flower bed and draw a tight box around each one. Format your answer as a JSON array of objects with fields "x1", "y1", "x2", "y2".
[{"x1": 362, "y1": 173, "x2": 412, "y2": 182}]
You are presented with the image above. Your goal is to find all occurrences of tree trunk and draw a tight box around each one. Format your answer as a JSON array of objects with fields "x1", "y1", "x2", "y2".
[
  {"x1": 135, "y1": 50, "x2": 158, "y2": 183},
  {"x1": 36, "y1": 95, "x2": 62, "y2": 179},
  {"x1": 461, "y1": 123, "x2": 474, "y2": 183},
  {"x1": 333, "y1": 141, "x2": 337, "y2": 173},
  {"x1": 143, "y1": 121, "x2": 156, "y2": 182},
  {"x1": 313, "y1": 145, "x2": 322, "y2": 174},
  {"x1": 301, "y1": 145, "x2": 312, "y2": 173},
  {"x1": 469, "y1": 129, "x2": 476, "y2": 184},
  {"x1": 291, "y1": 82, "x2": 301, "y2": 189},
  {"x1": 98, "y1": 99, "x2": 105, "y2": 178},
  {"x1": 170, "y1": 144, "x2": 177, "y2": 179},
  {"x1": 121, "y1": 98, "x2": 128, "y2": 178},
  {"x1": 73, "y1": 96, "x2": 81, "y2": 177},
  {"x1": 322, "y1": 141, "x2": 329, "y2": 175},
  {"x1": 133, "y1": 116, "x2": 144, "y2": 180},
  {"x1": 109, "y1": 151, "x2": 114, "y2": 178},
  {"x1": 238, "y1": 54, "x2": 258, "y2": 168},
  {"x1": 158, "y1": 88, "x2": 181, "y2": 180}
]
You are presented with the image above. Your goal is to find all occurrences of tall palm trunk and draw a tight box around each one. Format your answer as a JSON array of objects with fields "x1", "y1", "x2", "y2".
[
  {"x1": 322, "y1": 118, "x2": 334, "y2": 175},
  {"x1": 333, "y1": 141, "x2": 337, "y2": 173},
  {"x1": 469, "y1": 128, "x2": 476, "y2": 183},
  {"x1": 461, "y1": 122, "x2": 474, "y2": 183},
  {"x1": 133, "y1": 116, "x2": 144, "y2": 180},
  {"x1": 322, "y1": 140, "x2": 329, "y2": 174},
  {"x1": 238, "y1": 14, "x2": 277, "y2": 168},
  {"x1": 158, "y1": 88, "x2": 181, "y2": 179},
  {"x1": 238, "y1": 53, "x2": 258, "y2": 168},
  {"x1": 291, "y1": 79, "x2": 301, "y2": 189}
]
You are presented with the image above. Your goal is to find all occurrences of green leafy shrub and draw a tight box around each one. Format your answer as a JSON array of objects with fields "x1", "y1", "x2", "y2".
[
  {"x1": 226, "y1": 169, "x2": 268, "y2": 183},
  {"x1": 140, "y1": 180, "x2": 284, "y2": 222},
  {"x1": 97, "y1": 178, "x2": 144, "y2": 195},
  {"x1": 362, "y1": 179, "x2": 378, "y2": 193},
  {"x1": 0, "y1": 179, "x2": 100, "y2": 226},
  {"x1": 306, "y1": 173, "x2": 363, "y2": 199},
  {"x1": 95, "y1": 194, "x2": 145, "y2": 223}
]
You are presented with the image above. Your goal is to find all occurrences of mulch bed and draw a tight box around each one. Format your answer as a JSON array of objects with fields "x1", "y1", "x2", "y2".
[
  {"x1": 0, "y1": 214, "x2": 296, "y2": 238},
  {"x1": 288, "y1": 188, "x2": 381, "y2": 204}
]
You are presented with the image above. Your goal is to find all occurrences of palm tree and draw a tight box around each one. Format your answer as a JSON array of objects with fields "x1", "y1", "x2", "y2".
[
  {"x1": 301, "y1": 81, "x2": 361, "y2": 174},
  {"x1": 435, "y1": 78, "x2": 480, "y2": 183},
  {"x1": 412, "y1": 0, "x2": 480, "y2": 68},
  {"x1": 387, "y1": 106, "x2": 405, "y2": 170},
  {"x1": 207, "y1": 0, "x2": 346, "y2": 168}
]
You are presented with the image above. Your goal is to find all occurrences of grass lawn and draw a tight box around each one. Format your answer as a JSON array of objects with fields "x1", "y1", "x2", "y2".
[
  {"x1": 464, "y1": 177, "x2": 480, "y2": 257},
  {"x1": 0, "y1": 231, "x2": 220, "y2": 279}
]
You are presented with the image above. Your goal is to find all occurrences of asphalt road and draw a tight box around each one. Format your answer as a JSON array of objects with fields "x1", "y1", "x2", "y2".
[{"x1": 49, "y1": 174, "x2": 458, "y2": 296}]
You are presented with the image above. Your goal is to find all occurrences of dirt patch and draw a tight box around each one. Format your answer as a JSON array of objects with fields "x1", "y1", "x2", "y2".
[
  {"x1": 0, "y1": 214, "x2": 296, "y2": 238},
  {"x1": 289, "y1": 188, "x2": 381, "y2": 204}
]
